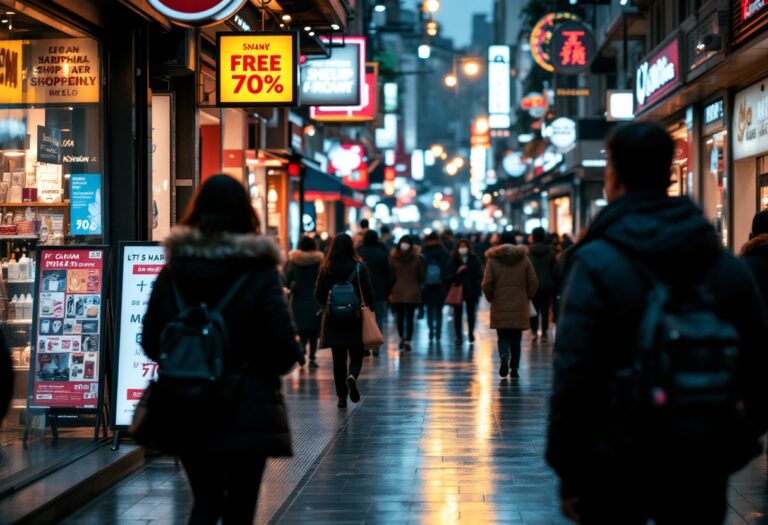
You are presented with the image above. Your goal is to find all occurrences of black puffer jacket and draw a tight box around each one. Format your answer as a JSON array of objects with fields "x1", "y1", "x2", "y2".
[
  {"x1": 528, "y1": 242, "x2": 558, "y2": 293},
  {"x1": 547, "y1": 192, "x2": 768, "y2": 497},
  {"x1": 741, "y1": 233, "x2": 768, "y2": 308},
  {"x1": 421, "y1": 241, "x2": 450, "y2": 305},
  {"x1": 445, "y1": 254, "x2": 483, "y2": 302},
  {"x1": 358, "y1": 244, "x2": 391, "y2": 301},
  {"x1": 285, "y1": 249, "x2": 323, "y2": 331},
  {"x1": 142, "y1": 226, "x2": 302, "y2": 456}
]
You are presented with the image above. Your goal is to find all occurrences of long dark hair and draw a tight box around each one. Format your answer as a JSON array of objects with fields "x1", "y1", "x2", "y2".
[
  {"x1": 452, "y1": 239, "x2": 475, "y2": 259},
  {"x1": 320, "y1": 233, "x2": 362, "y2": 275},
  {"x1": 181, "y1": 174, "x2": 260, "y2": 235}
]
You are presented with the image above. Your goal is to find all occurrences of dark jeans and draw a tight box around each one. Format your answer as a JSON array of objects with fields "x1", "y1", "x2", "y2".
[
  {"x1": 426, "y1": 302, "x2": 443, "y2": 334},
  {"x1": 372, "y1": 299, "x2": 387, "y2": 332},
  {"x1": 531, "y1": 291, "x2": 552, "y2": 334},
  {"x1": 180, "y1": 453, "x2": 266, "y2": 525},
  {"x1": 392, "y1": 303, "x2": 416, "y2": 341},
  {"x1": 331, "y1": 345, "x2": 363, "y2": 398},
  {"x1": 497, "y1": 329, "x2": 522, "y2": 368},
  {"x1": 453, "y1": 299, "x2": 478, "y2": 338},
  {"x1": 298, "y1": 329, "x2": 318, "y2": 360}
]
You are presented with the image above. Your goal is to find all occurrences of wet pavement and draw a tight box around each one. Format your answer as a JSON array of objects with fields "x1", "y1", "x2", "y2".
[{"x1": 61, "y1": 306, "x2": 768, "y2": 524}]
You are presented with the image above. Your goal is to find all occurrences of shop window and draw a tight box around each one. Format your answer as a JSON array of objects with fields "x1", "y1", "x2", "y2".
[
  {"x1": 758, "y1": 155, "x2": 768, "y2": 212},
  {"x1": 549, "y1": 196, "x2": 573, "y2": 237},
  {"x1": 669, "y1": 123, "x2": 691, "y2": 197},
  {"x1": 703, "y1": 132, "x2": 728, "y2": 247}
]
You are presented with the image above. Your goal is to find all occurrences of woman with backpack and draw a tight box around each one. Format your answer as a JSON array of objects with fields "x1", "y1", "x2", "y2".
[
  {"x1": 142, "y1": 174, "x2": 303, "y2": 525},
  {"x1": 388, "y1": 235, "x2": 426, "y2": 351},
  {"x1": 482, "y1": 231, "x2": 539, "y2": 378},
  {"x1": 421, "y1": 232, "x2": 450, "y2": 341},
  {"x1": 445, "y1": 239, "x2": 483, "y2": 345},
  {"x1": 315, "y1": 233, "x2": 374, "y2": 408},
  {"x1": 285, "y1": 236, "x2": 324, "y2": 369}
]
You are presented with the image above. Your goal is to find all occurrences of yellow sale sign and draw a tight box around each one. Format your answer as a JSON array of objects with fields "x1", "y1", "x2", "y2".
[{"x1": 217, "y1": 32, "x2": 298, "y2": 107}]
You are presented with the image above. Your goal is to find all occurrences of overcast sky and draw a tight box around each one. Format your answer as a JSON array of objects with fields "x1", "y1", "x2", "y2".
[{"x1": 433, "y1": 0, "x2": 494, "y2": 48}]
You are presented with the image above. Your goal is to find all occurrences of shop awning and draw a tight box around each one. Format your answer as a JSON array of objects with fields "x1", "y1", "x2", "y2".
[
  {"x1": 304, "y1": 166, "x2": 342, "y2": 201},
  {"x1": 341, "y1": 185, "x2": 364, "y2": 208}
]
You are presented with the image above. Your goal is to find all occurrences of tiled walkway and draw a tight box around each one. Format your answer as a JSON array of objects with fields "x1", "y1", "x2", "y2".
[{"x1": 61, "y1": 307, "x2": 768, "y2": 524}]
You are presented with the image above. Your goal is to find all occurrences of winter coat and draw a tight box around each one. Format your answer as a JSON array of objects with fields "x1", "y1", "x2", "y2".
[
  {"x1": 741, "y1": 233, "x2": 768, "y2": 308},
  {"x1": 389, "y1": 247, "x2": 425, "y2": 304},
  {"x1": 315, "y1": 261, "x2": 375, "y2": 347},
  {"x1": 358, "y1": 244, "x2": 391, "y2": 301},
  {"x1": 528, "y1": 242, "x2": 558, "y2": 294},
  {"x1": 285, "y1": 250, "x2": 323, "y2": 331},
  {"x1": 142, "y1": 226, "x2": 302, "y2": 456},
  {"x1": 547, "y1": 192, "x2": 768, "y2": 499},
  {"x1": 0, "y1": 329, "x2": 11, "y2": 423},
  {"x1": 421, "y1": 242, "x2": 450, "y2": 305},
  {"x1": 482, "y1": 245, "x2": 538, "y2": 329},
  {"x1": 445, "y1": 254, "x2": 483, "y2": 303}
]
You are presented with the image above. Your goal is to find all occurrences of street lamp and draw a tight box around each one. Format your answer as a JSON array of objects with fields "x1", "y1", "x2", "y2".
[
  {"x1": 462, "y1": 60, "x2": 481, "y2": 76},
  {"x1": 444, "y1": 73, "x2": 458, "y2": 88},
  {"x1": 425, "y1": 20, "x2": 439, "y2": 37},
  {"x1": 423, "y1": 0, "x2": 440, "y2": 13},
  {"x1": 430, "y1": 144, "x2": 444, "y2": 157},
  {"x1": 418, "y1": 44, "x2": 431, "y2": 59}
]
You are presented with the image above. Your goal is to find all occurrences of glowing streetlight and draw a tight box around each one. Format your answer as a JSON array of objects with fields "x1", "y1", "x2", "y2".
[
  {"x1": 425, "y1": 20, "x2": 439, "y2": 37},
  {"x1": 430, "y1": 144, "x2": 444, "y2": 157},
  {"x1": 374, "y1": 3, "x2": 386, "y2": 12},
  {"x1": 418, "y1": 44, "x2": 431, "y2": 59},
  {"x1": 462, "y1": 60, "x2": 481, "y2": 76},
  {"x1": 475, "y1": 117, "x2": 489, "y2": 134},
  {"x1": 452, "y1": 157, "x2": 465, "y2": 168},
  {"x1": 446, "y1": 163, "x2": 459, "y2": 176},
  {"x1": 423, "y1": 0, "x2": 440, "y2": 13},
  {"x1": 444, "y1": 73, "x2": 458, "y2": 88}
]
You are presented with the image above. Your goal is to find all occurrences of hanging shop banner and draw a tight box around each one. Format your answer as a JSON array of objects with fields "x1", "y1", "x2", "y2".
[
  {"x1": 488, "y1": 45, "x2": 511, "y2": 130},
  {"x1": 148, "y1": 0, "x2": 249, "y2": 27},
  {"x1": 733, "y1": 78, "x2": 768, "y2": 160},
  {"x1": 521, "y1": 92, "x2": 547, "y2": 118},
  {"x1": 0, "y1": 40, "x2": 23, "y2": 104},
  {"x1": 301, "y1": 36, "x2": 366, "y2": 106},
  {"x1": 70, "y1": 174, "x2": 103, "y2": 236},
  {"x1": 635, "y1": 34, "x2": 682, "y2": 114},
  {"x1": 28, "y1": 38, "x2": 100, "y2": 104},
  {"x1": 28, "y1": 246, "x2": 108, "y2": 411},
  {"x1": 529, "y1": 12, "x2": 580, "y2": 72},
  {"x1": 111, "y1": 243, "x2": 164, "y2": 429},
  {"x1": 550, "y1": 20, "x2": 596, "y2": 75},
  {"x1": 217, "y1": 32, "x2": 299, "y2": 107},
  {"x1": 37, "y1": 126, "x2": 62, "y2": 164},
  {"x1": 310, "y1": 63, "x2": 378, "y2": 122}
]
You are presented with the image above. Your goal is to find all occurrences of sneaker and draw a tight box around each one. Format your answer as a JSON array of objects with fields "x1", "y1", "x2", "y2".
[
  {"x1": 398, "y1": 340, "x2": 405, "y2": 350},
  {"x1": 337, "y1": 397, "x2": 347, "y2": 408},
  {"x1": 347, "y1": 375, "x2": 361, "y2": 403},
  {"x1": 509, "y1": 369, "x2": 520, "y2": 379},
  {"x1": 499, "y1": 355, "x2": 509, "y2": 377},
  {"x1": 468, "y1": 333, "x2": 475, "y2": 344},
  {"x1": 308, "y1": 360, "x2": 319, "y2": 369},
  {"x1": 404, "y1": 341, "x2": 412, "y2": 352}
]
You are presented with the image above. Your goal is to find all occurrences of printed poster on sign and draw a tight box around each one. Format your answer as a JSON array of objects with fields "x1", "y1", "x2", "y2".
[
  {"x1": 28, "y1": 38, "x2": 100, "y2": 104},
  {"x1": 29, "y1": 247, "x2": 107, "y2": 410},
  {"x1": 112, "y1": 243, "x2": 165, "y2": 429},
  {"x1": 70, "y1": 174, "x2": 102, "y2": 235}
]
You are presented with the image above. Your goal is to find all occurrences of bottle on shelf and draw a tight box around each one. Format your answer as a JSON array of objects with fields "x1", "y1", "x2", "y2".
[
  {"x1": 7, "y1": 253, "x2": 18, "y2": 281},
  {"x1": 18, "y1": 252, "x2": 28, "y2": 281},
  {"x1": 22, "y1": 293, "x2": 32, "y2": 319},
  {"x1": 9, "y1": 294, "x2": 18, "y2": 320}
]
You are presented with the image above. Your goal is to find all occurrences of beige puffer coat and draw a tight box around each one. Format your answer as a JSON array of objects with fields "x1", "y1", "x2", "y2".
[{"x1": 482, "y1": 244, "x2": 539, "y2": 329}]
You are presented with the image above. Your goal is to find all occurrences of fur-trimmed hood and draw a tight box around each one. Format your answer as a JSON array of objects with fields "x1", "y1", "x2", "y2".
[
  {"x1": 164, "y1": 225, "x2": 282, "y2": 266},
  {"x1": 740, "y1": 233, "x2": 768, "y2": 257},
  {"x1": 485, "y1": 244, "x2": 526, "y2": 265},
  {"x1": 287, "y1": 249, "x2": 324, "y2": 266}
]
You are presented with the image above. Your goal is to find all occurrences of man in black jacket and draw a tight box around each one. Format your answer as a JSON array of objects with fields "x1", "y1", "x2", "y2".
[
  {"x1": 548, "y1": 122, "x2": 768, "y2": 525},
  {"x1": 740, "y1": 210, "x2": 768, "y2": 306}
]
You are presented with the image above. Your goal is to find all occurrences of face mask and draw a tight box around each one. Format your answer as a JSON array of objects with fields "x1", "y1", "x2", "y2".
[
  {"x1": 458, "y1": 247, "x2": 469, "y2": 256},
  {"x1": 400, "y1": 243, "x2": 411, "y2": 251}
]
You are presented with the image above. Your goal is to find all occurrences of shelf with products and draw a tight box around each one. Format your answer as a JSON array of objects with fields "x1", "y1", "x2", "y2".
[
  {"x1": 4, "y1": 279, "x2": 36, "y2": 284},
  {"x1": 0, "y1": 202, "x2": 69, "y2": 208},
  {"x1": 2, "y1": 319, "x2": 33, "y2": 324}
]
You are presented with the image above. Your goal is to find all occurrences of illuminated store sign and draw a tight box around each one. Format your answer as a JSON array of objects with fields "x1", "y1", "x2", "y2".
[
  {"x1": 302, "y1": 36, "x2": 366, "y2": 106},
  {"x1": 734, "y1": 78, "x2": 768, "y2": 160},
  {"x1": 703, "y1": 98, "x2": 724, "y2": 127},
  {"x1": 148, "y1": 0, "x2": 248, "y2": 27},
  {"x1": 742, "y1": 0, "x2": 767, "y2": 21},
  {"x1": 310, "y1": 63, "x2": 378, "y2": 122},
  {"x1": 550, "y1": 21, "x2": 596, "y2": 75},
  {"x1": 635, "y1": 36, "x2": 681, "y2": 114},
  {"x1": 488, "y1": 45, "x2": 511, "y2": 129},
  {"x1": 529, "y1": 12, "x2": 580, "y2": 72}
]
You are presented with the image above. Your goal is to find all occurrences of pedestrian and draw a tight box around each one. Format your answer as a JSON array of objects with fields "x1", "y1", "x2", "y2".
[
  {"x1": 740, "y1": 210, "x2": 768, "y2": 305},
  {"x1": 445, "y1": 239, "x2": 483, "y2": 345},
  {"x1": 441, "y1": 228, "x2": 456, "y2": 253},
  {"x1": 142, "y1": 174, "x2": 303, "y2": 525},
  {"x1": 315, "y1": 233, "x2": 374, "y2": 408},
  {"x1": 561, "y1": 233, "x2": 574, "y2": 250},
  {"x1": 527, "y1": 227, "x2": 557, "y2": 342},
  {"x1": 421, "y1": 231, "x2": 450, "y2": 341},
  {"x1": 285, "y1": 236, "x2": 324, "y2": 369},
  {"x1": 380, "y1": 225, "x2": 395, "y2": 252},
  {"x1": 353, "y1": 218, "x2": 370, "y2": 248},
  {"x1": 547, "y1": 122, "x2": 768, "y2": 525},
  {"x1": 0, "y1": 329, "x2": 11, "y2": 425},
  {"x1": 388, "y1": 234, "x2": 425, "y2": 351},
  {"x1": 357, "y1": 229, "x2": 391, "y2": 355},
  {"x1": 482, "y1": 231, "x2": 538, "y2": 379}
]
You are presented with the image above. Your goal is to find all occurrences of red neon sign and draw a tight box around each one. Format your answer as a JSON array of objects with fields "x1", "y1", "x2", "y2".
[{"x1": 559, "y1": 31, "x2": 587, "y2": 66}]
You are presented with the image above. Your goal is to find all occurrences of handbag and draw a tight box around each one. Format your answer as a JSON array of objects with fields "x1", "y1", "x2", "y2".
[
  {"x1": 357, "y1": 271, "x2": 384, "y2": 349},
  {"x1": 529, "y1": 300, "x2": 537, "y2": 317},
  {"x1": 445, "y1": 283, "x2": 464, "y2": 306},
  {"x1": 129, "y1": 382, "x2": 163, "y2": 450}
]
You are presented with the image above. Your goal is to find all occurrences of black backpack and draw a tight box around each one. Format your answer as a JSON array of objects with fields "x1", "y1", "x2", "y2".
[{"x1": 326, "y1": 264, "x2": 361, "y2": 321}]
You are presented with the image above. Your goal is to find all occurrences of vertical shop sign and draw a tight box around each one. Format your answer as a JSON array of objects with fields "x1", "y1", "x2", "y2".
[
  {"x1": 37, "y1": 126, "x2": 62, "y2": 164},
  {"x1": 488, "y1": 45, "x2": 511, "y2": 129},
  {"x1": 217, "y1": 32, "x2": 299, "y2": 107},
  {"x1": 28, "y1": 38, "x2": 100, "y2": 104},
  {"x1": 0, "y1": 40, "x2": 22, "y2": 104},
  {"x1": 151, "y1": 94, "x2": 173, "y2": 241},
  {"x1": 70, "y1": 174, "x2": 102, "y2": 235},
  {"x1": 29, "y1": 247, "x2": 107, "y2": 410},
  {"x1": 302, "y1": 36, "x2": 366, "y2": 106},
  {"x1": 112, "y1": 243, "x2": 164, "y2": 428}
]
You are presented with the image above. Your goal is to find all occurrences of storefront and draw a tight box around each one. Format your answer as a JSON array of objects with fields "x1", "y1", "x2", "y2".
[{"x1": 701, "y1": 96, "x2": 728, "y2": 247}]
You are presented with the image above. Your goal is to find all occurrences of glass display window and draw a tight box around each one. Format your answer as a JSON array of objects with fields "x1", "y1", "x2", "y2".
[
  {"x1": 703, "y1": 131, "x2": 728, "y2": 247},
  {"x1": 668, "y1": 123, "x2": 691, "y2": 198}
]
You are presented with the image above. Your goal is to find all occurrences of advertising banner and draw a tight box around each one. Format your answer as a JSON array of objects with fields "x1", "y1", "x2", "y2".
[
  {"x1": 112, "y1": 243, "x2": 164, "y2": 429},
  {"x1": 151, "y1": 94, "x2": 173, "y2": 241},
  {"x1": 634, "y1": 35, "x2": 681, "y2": 114},
  {"x1": 488, "y1": 46, "x2": 511, "y2": 129},
  {"x1": 310, "y1": 63, "x2": 378, "y2": 122},
  {"x1": 70, "y1": 174, "x2": 102, "y2": 235},
  {"x1": 28, "y1": 38, "x2": 100, "y2": 104},
  {"x1": 29, "y1": 247, "x2": 107, "y2": 410},
  {"x1": 733, "y1": 78, "x2": 768, "y2": 160},
  {"x1": 217, "y1": 32, "x2": 298, "y2": 107},
  {"x1": 302, "y1": 36, "x2": 365, "y2": 106},
  {"x1": 37, "y1": 126, "x2": 62, "y2": 164},
  {"x1": 0, "y1": 40, "x2": 23, "y2": 104}
]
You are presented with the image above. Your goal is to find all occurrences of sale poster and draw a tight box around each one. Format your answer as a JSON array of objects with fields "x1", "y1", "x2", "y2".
[
  {"x1": 29, "y1": 247, "x2": 107, "y2": 410},
  {"x1": 70, "y1": 174, "x2": 102, "y2": 235},
  {"x1": 112, "y1": 243, "x2": 164, "y2": 428}
]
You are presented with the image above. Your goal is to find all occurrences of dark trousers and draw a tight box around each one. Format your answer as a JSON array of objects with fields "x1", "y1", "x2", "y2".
[
  {"x1": 298, "y1": 329, "x2": 318, "y2": 360},
  {"x1": 392, "y1": 303, "x2": 416, "y2": 341},
  {"x1": 497, "y1": 329, "x2": 522, "y2": 368},
  {"x1": 426, "y1": 303, "x2": 443, "y2": 334},
  {"x1": 180, "y1": 453, "x2": 266, "y2": 525},
  {"x1": 453, "y1": 300, "x2": 478, "y2": 338},
  {"x1": 531, "y1": 291, "x2": 552, "y2": 334},
  {"x1": 372, "y1": 299, "x2": 387, "y2": 332},
  {"x1": 331, "y1": 345, "x2": 363, "y2": 398}
]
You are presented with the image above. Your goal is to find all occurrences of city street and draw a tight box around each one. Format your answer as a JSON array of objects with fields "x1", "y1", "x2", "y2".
[{"x1": 61, "y1": 308, "x2": 768, "y2": 525}]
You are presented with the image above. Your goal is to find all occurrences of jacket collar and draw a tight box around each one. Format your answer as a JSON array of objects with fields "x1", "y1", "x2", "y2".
[
  {"x1": 740, "y1": 233, "x2": 768, "y2": 257},
  {"x1": 288, "y1": 249, "x2": 324, "y2": 266},
  {"x1": 164, "y1": 226, "x2": 282, "y2": 265},
  {"x1": 485, "y1": 244, "x2": 526, "y2": 264}
]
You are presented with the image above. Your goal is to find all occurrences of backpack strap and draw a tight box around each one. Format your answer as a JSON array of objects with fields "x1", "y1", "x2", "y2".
[
  {"x1": 346, "y1": 263, "x2": 360, "y2": 284},
  {"x1": 213, "y1": 273, "x2": 251, "y2": 313},
  {"x1": 354, "y1": 264, "x2": 367, "y2": 308}
]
